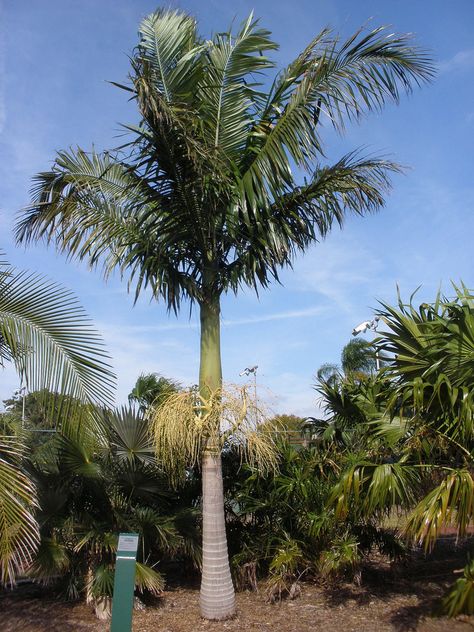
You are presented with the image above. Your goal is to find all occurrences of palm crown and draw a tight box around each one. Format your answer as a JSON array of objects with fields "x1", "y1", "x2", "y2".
[{"x1": 16, "y1": 10, "x2": 433, "y2": 310}]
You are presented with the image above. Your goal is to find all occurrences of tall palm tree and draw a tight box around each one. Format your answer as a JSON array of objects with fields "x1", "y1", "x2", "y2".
[
  {"x1": 317, "y1": 337, "x2": 378, "y2": 387},
  {"x1": 15, "y1": 9, "x2": 433, "y2": 619},
  {"x1": 0, "y1": 253, "x2": 115, "y2": 585}
]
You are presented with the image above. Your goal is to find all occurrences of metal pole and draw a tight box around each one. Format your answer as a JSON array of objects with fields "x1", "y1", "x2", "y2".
[
  {"x1": 253, "y1": 368, "x2": 258, "y2": 425},
  {"x1": 372, "y1": 317, "x2": 380, "y2": 372}
]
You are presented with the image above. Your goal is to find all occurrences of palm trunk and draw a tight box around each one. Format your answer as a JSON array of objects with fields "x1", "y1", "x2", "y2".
[{"x1": 198, "y1": 293, "x2": 236, "y2": 620}]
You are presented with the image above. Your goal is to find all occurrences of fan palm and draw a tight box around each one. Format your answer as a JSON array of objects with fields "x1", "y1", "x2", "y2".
[
  {"x1": 27, "y1": 409, "x2": 194, "y2": 618},
  {"x1": 15, "y1": 8, "x2": 433, "y2": 619},
  {"x1": 0, "y1": 254, "x2": 115, "y2": 585}
]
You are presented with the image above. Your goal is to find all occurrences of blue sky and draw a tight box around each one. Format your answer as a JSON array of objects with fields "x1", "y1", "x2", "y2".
[{"x1": 1, "y1": 0, "x2": 473, "y2": 416}]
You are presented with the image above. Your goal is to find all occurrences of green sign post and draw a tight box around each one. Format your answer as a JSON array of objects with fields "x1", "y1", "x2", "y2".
[{"x1": 110, "y1": 533, "x2": 139, "y2": 632}]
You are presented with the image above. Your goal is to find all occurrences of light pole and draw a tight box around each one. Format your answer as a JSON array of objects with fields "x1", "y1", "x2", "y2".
[
  {"x1": 239, "y1": 366, "x2": 258, "y2": 423},
  {"x1": 13, "y1": 385, "x2": 27, "y2": 428},
  {"x1": 352, "y1": 316, "x2": 380, "y2": 371}
]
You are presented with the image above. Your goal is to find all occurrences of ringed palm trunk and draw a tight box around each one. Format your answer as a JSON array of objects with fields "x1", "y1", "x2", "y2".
[{"x1": 198, "y1": 291, "x2": 236, "y2": 620}]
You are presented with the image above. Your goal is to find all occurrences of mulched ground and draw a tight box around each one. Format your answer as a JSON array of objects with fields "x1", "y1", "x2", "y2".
[{"x1": 2, "y1": 539, "x2": 474, "y2": 632}]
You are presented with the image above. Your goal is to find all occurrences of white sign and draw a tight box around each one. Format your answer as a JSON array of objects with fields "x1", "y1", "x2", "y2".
[{"x1": 118, "y1": 534, "x2": 139, "y2": 553}]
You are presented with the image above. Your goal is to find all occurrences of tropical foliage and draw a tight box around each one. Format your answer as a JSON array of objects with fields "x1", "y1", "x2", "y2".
[
  {"x1": 226, "y1": 439, "x2": 404, "y2": 601},
  {"x1": 15, "y1": 7, "x2": 433, "y2": 620},
  {"x1": 3, "y1": 284, "x2": 472, "y2": 622},
  {"x1": 0, "y1": 437, "x2": 38, "y2": 585},
  {"x1": 324, "y1": 285, "x2": 474, "y2": 616},
  {"x1": 0, "y1": 254, "x2": 115, "y2": 586},
  {"x1": 24, "y1": 406, "x2": 200, "y2": 617}
]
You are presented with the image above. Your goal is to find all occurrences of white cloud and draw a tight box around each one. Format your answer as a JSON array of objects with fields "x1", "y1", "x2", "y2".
[
  {"x1": 438, "y1": 49, "x2": 474, "y2": 74},
  {"x1": 222, "y1": 305, "x2": 328, "y2": 327},
  {"x1": 97, "y1": 321, "x2": 199, "y2": 403},
  {"x1": 289, "y1": 237, "x2": 383, "y2": 313},
  {"x1": 258, "y1": 372, "x2": 324, "y2": 419}
]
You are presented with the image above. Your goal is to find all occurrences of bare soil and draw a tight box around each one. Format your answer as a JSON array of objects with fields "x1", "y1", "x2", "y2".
[{"x1": 2, "y1": 539, "x2": 474, "y2": 632}]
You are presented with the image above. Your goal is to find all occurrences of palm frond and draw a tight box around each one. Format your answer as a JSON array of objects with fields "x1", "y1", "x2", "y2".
[
  {"x1": 0, "y1": 256, "x2": 115, "y2": 409},
  {"x1": 104, "y1": 406, "x2": 155, "y2": 466},
  {"x1": 404, "y1": 469, "x2": 474, "y2": 550},
  {"x1": 87, "y1": 563, "x2": 115, "y2": 598},
  {"x1": 134, "y1": 561, "x2": 165, "y2": 595},
  {"x1": 331, "y1": 460, "x2": 417, "y2": 518},
  {"x1": 199, "y1": 12, "x2": 277, "y2": 158},
  {"x1": 377, "y1": 285, "x2": 474, "y2": 444},
  {"x1": 442, "y1": 558, "x2": 474, "y2": 617},
  {"x1": 27, "y1": 536, "x2": 70, "y2": 583},
  {"x1": 226, "y1": 153, "x2": 402, "y2": 297},
  {"x1": 240, "y1": 25, "x2": 433, "y2": 201},
  {"x1": 137, "y1": 8, "x2": 201, "y2": 103},
  {"x1": 56, "y1": 432, "x2": 101, "y2": 478},
  {"x1": 0, "y1": 436, "x2": 39, "y2": 585}
]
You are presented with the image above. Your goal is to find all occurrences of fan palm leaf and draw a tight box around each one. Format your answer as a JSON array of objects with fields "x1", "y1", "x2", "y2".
[{"x1": 105, "y1": 406, "x2": 155, "y2": 466}]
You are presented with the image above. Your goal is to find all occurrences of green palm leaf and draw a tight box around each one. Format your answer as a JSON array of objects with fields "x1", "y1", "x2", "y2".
[
  {"x1": 241, "y1": 26, "x2": 433, "y2": 202},
  {"x1": 442, "y1": 558, "x2": 474, "y2": 617},
  {"x1": 404, "y1": 470, "x2": 474, "y2": 550},
  {"x1": 105, "y1": 406, "x2": 155, "y2": 466},
  {"x1": 0, "y1": 255, "x2": 115, "y2": 408},
  {"x1": 134, "y1": 561, "x2": 165, "y2": 595},
  {"x1": 137, "y1": 8, "x2": 201, "y2": 103},
  {"x1": 199, "y1": 12, "x2": 277, "y2": 158},
  {"x1": 0, "y1": 436, "x2": 39, "y2": 585}
]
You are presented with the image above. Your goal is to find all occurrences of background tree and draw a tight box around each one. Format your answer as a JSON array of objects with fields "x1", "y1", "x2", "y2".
[
  {"x1": 310, "y1": 338, "x2": 382, "y2": 447},
  {"x1": 317, "y1": 338, "x2": 378, "y2": 384},
  {"x1": 259, "y1": 413, "x2": 309, "y2": 448},
  {"x1": 128, "y1": 372, "x2": 180, "y2": 415},
  {"x1": 341, "y1": 338, "x2": 378, "y2": 377},
  {"x1": 16, "y1": 8, "x2": 433, "y2": 619}
]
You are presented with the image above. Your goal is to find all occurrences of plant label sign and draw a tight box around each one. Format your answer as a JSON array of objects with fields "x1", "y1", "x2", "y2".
[
  {"x1": 117, "y1": 534, "x2": 139, "y2": 554},
  {"x1": 110, "y1": 533, "x2": 139, "y2": 632}
]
